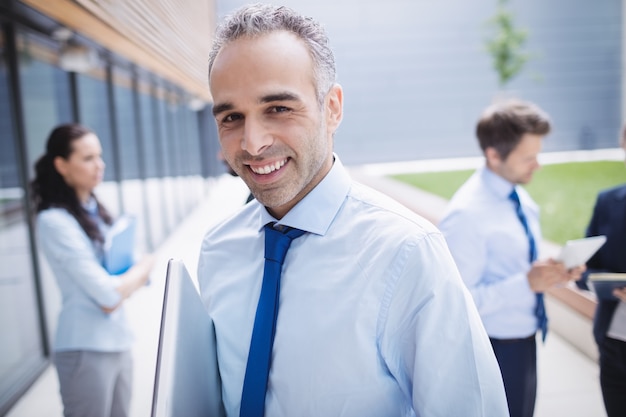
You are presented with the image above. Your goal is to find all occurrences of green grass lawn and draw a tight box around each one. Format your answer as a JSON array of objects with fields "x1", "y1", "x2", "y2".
[{"x1": 391, "y1": 161, "x2": 626, "y2": 245}]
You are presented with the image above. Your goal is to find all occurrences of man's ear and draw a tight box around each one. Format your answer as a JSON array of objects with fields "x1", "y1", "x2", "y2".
[
  {"x1": 325, "y1": 83, "x2": 343, "y2": 134},
  {"x1": 485, "y1": 147, "x2": 502, "y2": 169}
]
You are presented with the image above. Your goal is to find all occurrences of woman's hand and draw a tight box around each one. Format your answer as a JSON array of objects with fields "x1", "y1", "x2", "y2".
[{"x1": 102, "y1": 254, "x2": 156, "y2": 313}]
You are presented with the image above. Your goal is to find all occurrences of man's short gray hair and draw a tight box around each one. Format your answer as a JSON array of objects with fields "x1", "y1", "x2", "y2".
[{"x1": 208, "y1": 3, "x2": 336, "y2": 105}]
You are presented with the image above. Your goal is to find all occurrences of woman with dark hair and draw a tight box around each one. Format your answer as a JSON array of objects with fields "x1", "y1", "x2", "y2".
[{"x1": 31, "y1": 123, "x2": 154, "y2": 417}]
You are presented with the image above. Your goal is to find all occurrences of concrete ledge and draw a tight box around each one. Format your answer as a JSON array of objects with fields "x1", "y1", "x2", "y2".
[
  {"x1": 545, "y1": 291, "x2": 599, "y2": 361},
  {"x1": 547, "y1": 285, "x2": 596, "y2": 320}
]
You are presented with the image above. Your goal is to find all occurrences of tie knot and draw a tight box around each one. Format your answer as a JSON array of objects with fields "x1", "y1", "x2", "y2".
[
  {"x1": 264, "y1": 223, "x2": 305, "y2": 264},
  {"x1": 508, "y1": 188, "x2": 521, "y2": 205}
]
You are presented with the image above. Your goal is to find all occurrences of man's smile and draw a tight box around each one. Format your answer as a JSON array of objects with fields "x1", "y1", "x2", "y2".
[{"x1": 248, "y1": 158, "x2": 288, "y2": 175}]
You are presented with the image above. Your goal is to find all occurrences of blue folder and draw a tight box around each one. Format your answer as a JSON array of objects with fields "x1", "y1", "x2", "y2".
[{"x1": 103, "y1": 215, "x2": 136, "y2": 275}]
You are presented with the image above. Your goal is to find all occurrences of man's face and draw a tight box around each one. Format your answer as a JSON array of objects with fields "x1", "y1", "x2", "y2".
[
  {"x1": 487, "y1": 133, "x2": 543, "y2": 185},
  {"x1": 209, "y1": 31, "x2": 342, "y2": 219}
]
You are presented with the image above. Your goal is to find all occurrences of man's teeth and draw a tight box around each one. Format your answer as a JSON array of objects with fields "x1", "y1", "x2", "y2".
[{"x1": 251, "y1": 159, "x2": 286, "y2": 174}]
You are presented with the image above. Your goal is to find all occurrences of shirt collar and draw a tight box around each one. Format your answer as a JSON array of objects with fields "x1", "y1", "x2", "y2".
[
  {"x1": 479, "y1": 165, "x2": 516, "y2": 200},
  {"x1": 258, "y1": 154, "x2": 351, "y2": 236},
  {"x1": 82, "y1": 196, "x2": 98, "y2": 216}
]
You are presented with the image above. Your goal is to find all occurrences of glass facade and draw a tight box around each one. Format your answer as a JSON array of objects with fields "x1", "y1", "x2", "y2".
[
  {"x1": 0, "y1": 12, "x2": 217, "y2": 414},
  {"x1": 0, "y1": 28, "x2": 47, "y2": 414}
]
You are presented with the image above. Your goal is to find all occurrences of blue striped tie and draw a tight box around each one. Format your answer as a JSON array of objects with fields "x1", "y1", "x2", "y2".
[
  {"x1": 509, "y1": 189, "x2": 548, "y2": 342},
  {"x1": 240, "y1": 223, "x2": 306, "y2": 417}
]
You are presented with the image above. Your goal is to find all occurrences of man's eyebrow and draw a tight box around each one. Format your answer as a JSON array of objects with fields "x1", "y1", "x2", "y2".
[
  {"x1": 212, "y1": 92, "x2": 301, "y2": 116},
  {"x1": 212, "y1": 102, "x2": 233, "y2": 117},
  {"x1": 260, "y1": 92, "x2": 301, "y2": 103}
]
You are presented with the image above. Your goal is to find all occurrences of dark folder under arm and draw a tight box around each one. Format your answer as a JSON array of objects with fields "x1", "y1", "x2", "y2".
[{"x1": 151, "y1": 259, "x2": 225, "y2": 417}]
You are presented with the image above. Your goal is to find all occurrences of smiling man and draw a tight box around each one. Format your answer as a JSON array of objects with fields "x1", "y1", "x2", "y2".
[
  {"x1": 198, "y1": 4, "x2": 508, "y2": 417},
  {"x1": 438, "y1": 100, "x2": 585, "y2": 417}
]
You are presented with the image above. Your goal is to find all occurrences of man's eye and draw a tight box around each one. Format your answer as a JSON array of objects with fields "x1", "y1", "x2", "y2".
[
  {"x1": 270, "y1": 106, "x2": 290, "y2": 113},
  {"x1": 223, "y1": 113, "x2": 242, "y2": 123}
]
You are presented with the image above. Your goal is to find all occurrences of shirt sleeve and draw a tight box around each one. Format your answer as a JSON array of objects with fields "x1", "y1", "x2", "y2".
[
  {"x1": 378, "y1": 231, "x2": 509, "y2": 416},
  {"x1": 439, "y1": 209, "x2": 533, "y2": 316},
  {"x1": 37, "y1": 209, "x2": 122, "y2": 309}
]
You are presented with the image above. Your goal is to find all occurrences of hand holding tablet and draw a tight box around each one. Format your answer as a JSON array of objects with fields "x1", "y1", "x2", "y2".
[{"x1": 554, "y1": 235, "x2": 607, "y2": 269}]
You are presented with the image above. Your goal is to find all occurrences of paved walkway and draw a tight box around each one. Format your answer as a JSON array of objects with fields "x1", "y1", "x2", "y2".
[{"x1": 8, "y1": 150, "x2": 618, "y2": 416}]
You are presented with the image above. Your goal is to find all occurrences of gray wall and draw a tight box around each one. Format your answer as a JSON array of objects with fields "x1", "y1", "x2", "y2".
[{"x1": 216, "y1": 0, "x2": 622, "y2": 165}]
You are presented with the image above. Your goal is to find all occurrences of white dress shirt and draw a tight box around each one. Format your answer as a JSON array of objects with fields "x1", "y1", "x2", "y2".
[
  {"x1": 438, "y1": 165, "x2": 541, "y2": 339},
  {"x1": 198, "y1": 156, "x2": 508, "y2": 417}
]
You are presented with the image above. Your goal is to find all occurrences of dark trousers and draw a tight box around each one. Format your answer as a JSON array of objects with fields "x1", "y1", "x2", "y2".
[
  {"x1": 598, "y1": 336, "x2": 626, "y2": 417},
  {"x1": 490, "y1": 335, "x2": 537, "y2": 417}
]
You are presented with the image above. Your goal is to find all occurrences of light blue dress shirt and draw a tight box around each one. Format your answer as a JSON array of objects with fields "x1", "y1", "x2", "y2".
[
  {"x1": 198, "y1": 156, "x2": 508, "y2": 417},
  {"x1": 438, "y1": 165, "x2": 541, "y2": 339},
  {"x1": 37, "y1": 204, "x2": 132, "y2": 352}
]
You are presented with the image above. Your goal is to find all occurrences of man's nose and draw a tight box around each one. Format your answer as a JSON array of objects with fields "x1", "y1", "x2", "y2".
[{"x1": 242, "y1": 118, "x2": 272, "y2": 156}]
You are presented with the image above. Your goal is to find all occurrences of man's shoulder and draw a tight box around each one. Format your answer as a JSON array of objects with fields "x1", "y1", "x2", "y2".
[
  {"x1": 347, "y1": 181, "x2": 440, "y2": 235},
  {"x1": 202, "y1": 201, "x2": 258, "y2": 241},
  {"x1": 439, "y1": 176, "x2": 496, "y2": 230},
  {"x1": 598, "y1": 183, "x2": 626, "y2": 203},
  {"x1": 447, "y1": 175, "x2": 490, "y2": 208}
]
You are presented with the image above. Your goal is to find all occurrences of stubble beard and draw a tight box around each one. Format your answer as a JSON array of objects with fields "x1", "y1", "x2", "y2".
[{"x1": 251, "y1": 121, "x2": 330, "y2": 211}]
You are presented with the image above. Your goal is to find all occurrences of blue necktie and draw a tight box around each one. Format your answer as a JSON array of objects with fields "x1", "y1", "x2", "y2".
[
  {"x1": 240, "y1": 223, "x2": 306, "y2": 417},
  {"x1": 509, "y1": 189, "x2": 548, "y2": 342}
]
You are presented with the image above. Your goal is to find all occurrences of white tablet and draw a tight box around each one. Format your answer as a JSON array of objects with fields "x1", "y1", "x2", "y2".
[
  {"x1": 555, "y1": 235, "x2": 606, "y2": 269},
  {"x1": 151, "y1": 259, "x2": 225, "y2": 417}
]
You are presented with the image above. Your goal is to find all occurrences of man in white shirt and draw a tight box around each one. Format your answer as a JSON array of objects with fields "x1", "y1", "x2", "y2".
[
  {"x1": 198, "y1": 4, "x2": 508, "y2": 416},
  {"x1": 438, "y1": 100, "x2": 584, "y2": 417}
]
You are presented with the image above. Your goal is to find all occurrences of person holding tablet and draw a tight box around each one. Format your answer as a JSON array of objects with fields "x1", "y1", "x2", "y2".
[{"x1": 439, "y1": 100, "x2": 585, "y2": 417}]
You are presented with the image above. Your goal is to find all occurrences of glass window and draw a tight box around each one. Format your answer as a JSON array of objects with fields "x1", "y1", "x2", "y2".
[
  {"x1": 166, "y1": 92, "x2": 189, "y2": 219},
  {"x1": 179, "y1": 105, "x2": 204, "y2": 209},
  {"x1": 17, "y1": 31, "x2": 72, "y2": 173},
  {"x1": 113, "y1": 67, "x2": 140, "y2": 180},
  {"x1": 0, "y1": 28, "x2": 46, "y2": 413},
  {"x1": 155, "y1": 87, "x2": 178, "y2": 229},
  {"x1": 167, "y1": 93, "x2": 182, "y2": 177},
  {"x1": 198, "y1": 108, "x2": 222, "y2": 178},
  {"x1": 77, "y1": 70, "x2": 116, "y2": 180},
  {"x1": 76, "y1": 69, "x2": 121, "y2": 216},
  {"x1": 138, "y1": 82, "x2": 159, "y2": 179},
  {"x1": 155, "y1": 88, "x2": 171, "y2": 177},
  {"x1": 181, "y1": 106, "x2": 201, "y2": 176},
  {"x1": 112, "y1": 67, "x2": 148, "y2": 253},
  {"x1": 138, "y1": 81, "x2": 167, "y2": 246}
]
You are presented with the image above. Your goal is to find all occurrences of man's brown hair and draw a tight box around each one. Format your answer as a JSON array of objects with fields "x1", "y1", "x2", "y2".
[{"x1": 476, "y1": 100, "x2": 551, "y2": 161}]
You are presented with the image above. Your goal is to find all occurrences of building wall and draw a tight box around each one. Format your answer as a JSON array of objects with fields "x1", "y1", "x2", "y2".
[
  {"x1": 21, "y1": 0, "x2": 215, "y2": 102},
  {"x1": 623, "y1": 0, "x2": 626, "y2": 126},
  {"x1": 217, "y1": 0, "x2": 623, "y2": 164}
]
